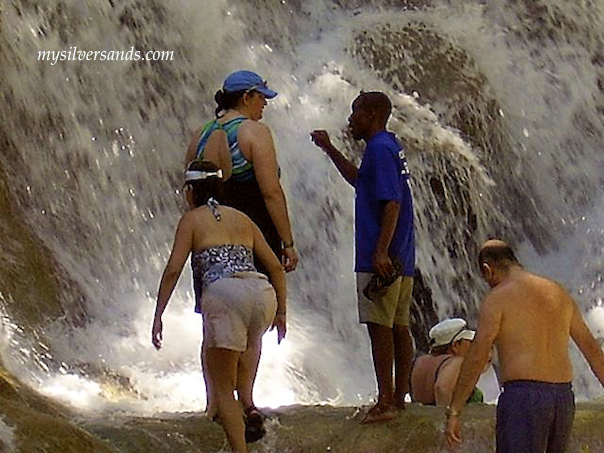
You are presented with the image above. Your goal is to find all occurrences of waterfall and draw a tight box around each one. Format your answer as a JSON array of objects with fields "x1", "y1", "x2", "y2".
[{"x1": 0, "y1": 0, "x2": 602, "y2": 416}]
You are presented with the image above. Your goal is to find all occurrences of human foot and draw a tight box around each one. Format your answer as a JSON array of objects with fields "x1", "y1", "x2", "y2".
[
  {"x1": 360, "y1": 403, "x2": 397, "y2": 423},
  {"x1": 394, "y1": 400, "x2": 406, "y2": 411},
  {"x1": 244, "y1": 406, "x2": 267, "y2": 443},
  {"x1": 205, "y1": 406, "x2": 219, "y2": 422}
]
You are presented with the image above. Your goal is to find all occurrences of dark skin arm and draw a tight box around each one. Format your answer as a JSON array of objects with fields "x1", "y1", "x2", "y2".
[
  {"x1": 373, "y1": 200, "x2": 400, "y2": 277},
  {"x1": 311, "y1": 131, "x2": 400, "y2": 277},
  {"x1": 310, "y1": 130, "x2": 358, "y2": 185}
]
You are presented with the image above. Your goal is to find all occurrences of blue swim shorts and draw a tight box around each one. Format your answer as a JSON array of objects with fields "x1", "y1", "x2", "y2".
[{"x1": 496, "y1": 380, "x2": 575, "y2": 453}]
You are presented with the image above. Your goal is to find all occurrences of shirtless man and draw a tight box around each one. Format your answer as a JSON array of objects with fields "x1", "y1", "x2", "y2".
[
  {"x1": 445, "y1": 239, "x2": 604, "y2": 452},
  {"x1": 410, "y1": 318, "x2": 482, "y2": 407}
]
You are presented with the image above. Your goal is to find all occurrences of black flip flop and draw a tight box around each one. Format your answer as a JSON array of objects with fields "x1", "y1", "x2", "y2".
[{"x1": 244, "y1": 406, "x2": 266, "y2": 443}]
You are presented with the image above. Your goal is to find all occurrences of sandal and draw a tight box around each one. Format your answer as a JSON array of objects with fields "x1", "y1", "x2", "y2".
[
  {"x1": 244, "y1": 406, "x2": 266, "y2": 443},
  {"x1": 361, "y1": 404, "x2": 397, "y2": 424}
]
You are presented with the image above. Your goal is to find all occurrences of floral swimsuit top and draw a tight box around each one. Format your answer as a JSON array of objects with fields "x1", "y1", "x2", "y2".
[
  {"x1": 191, "y1": 244, "x2": 257, "y2": 313},
  {"x1": 190, "y1": 198, "x2": 257, "y2": 313},
  {"x1": 192, "y1": 244, "x2": 256, "y2": 290}
]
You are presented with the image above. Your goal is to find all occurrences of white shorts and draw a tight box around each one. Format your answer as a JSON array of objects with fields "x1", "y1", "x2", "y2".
[{"x1": 201, "y1": 272, "x2": 277, "y2": 352}]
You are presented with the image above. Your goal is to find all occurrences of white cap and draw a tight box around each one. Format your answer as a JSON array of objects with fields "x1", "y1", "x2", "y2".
[{"x1": 429, "y1": 318, "x2": 475, "y2": 349}]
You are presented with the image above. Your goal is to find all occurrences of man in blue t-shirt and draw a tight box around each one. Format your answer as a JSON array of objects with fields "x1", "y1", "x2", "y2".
[{"x1": 311, "y1": 91, "x2": 415, "y2": 423}]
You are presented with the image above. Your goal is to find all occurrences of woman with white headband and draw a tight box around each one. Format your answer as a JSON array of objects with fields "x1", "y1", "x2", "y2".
[
  {"x1": 185, "y1": 71, "x2": 297, "y2": 434},
  {"x1": 152, "y1": 161, "x2": 286, "y2": 453}
]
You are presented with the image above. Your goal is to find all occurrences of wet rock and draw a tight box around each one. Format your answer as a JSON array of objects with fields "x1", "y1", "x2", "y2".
[{"x1": 2, "y1": 366, "x2": 603, "y2": 453}]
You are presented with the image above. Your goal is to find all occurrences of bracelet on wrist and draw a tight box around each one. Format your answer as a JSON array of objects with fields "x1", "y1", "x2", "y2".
[
  {"x1": 283, "y1": 240, "x2": 294, "y2": 249},
  {"x1": 276, "y1": 311, "x2": 286, "y2": 315}
]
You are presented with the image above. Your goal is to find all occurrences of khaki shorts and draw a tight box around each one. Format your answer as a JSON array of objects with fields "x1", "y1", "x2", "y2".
[
  {"x1": 357, "y1": 273, "x2": 413, "y2": 327},
  {"x1": 201, "y1": 272, "x2": 277, "y2": 352}
]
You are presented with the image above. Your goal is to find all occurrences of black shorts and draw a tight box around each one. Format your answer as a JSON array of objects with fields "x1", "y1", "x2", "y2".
[{"x1": 497, "y1": 380, "x2": 575, "y2": 453}]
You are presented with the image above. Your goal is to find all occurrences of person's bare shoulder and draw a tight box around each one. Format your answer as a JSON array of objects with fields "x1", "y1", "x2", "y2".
[
  {"x1": 549, "y1": 278, "x2": 571, "y2": 295},
  {"x1": 238, "y1": 120, "x2": 272, "y2": 142},
  {"x1": 524, "y1": 270, "x2": 562, "y2": 290},
  {"x1": 529, "y1": 273, "x2": 573, "y2": 305},
  {"x1": 551, "y1": 280, "x2": 576, "y2": 312},
  {"x1": 220, "y1": 205, "x2": 254, "y2": 225},
  {"x1": 436, "y1": 355, "x2": 464, "y2": 379},
  {"x1": 483, "y1": 282, "x2": 511, "y2": 308},
  {"x1": 180, "y1": 209, "x2": 197, "y2": 224},
  {"x1": 437, "y1": 356, "x2": 464, "y2": 380},
  {"x1": 445, "y1": 355, "x2": 464, "y2": 366},
  {"x1": 240, "y1": 119, "x2": 271, "y2": 132},
  {"x1": 175, "y1": 209, "x2": 199, "y2": 236}
]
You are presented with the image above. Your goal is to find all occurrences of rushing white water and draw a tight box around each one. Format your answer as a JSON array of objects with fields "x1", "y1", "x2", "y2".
[{"x1": 0, "y1": 0, "x2": 603, "y2": 416}]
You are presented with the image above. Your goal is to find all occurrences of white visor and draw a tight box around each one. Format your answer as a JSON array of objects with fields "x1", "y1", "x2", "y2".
[{"x1": 185, "y1": 169, "x2": 223, "y2": 182}]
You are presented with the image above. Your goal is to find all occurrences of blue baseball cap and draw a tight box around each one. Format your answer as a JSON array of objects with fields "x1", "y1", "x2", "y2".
[{"x1": 223, "y1": 70, "x2": 278, "y2": 99}]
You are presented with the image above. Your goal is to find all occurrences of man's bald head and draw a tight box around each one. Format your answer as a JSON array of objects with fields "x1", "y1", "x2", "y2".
[{"x1": 478, "y1": 239, "x2": 519, "y2": 269}]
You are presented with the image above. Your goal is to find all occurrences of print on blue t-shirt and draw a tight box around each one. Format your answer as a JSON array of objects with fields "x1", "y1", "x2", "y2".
[{"x1": 354, "y1": 131, "x2": 415, "y2": 275}]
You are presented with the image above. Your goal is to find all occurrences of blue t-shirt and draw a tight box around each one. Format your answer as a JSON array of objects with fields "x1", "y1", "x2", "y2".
[{"x1": 354, "y1": 131, "x2": 415, "y2": 275}]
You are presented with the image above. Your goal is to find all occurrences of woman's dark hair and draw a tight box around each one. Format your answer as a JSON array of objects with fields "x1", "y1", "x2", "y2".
[
  {"x1": 431, "y1": 344, "x2": 451, "y2": 355},
  {"x1": 214, "y1": 89, "x2": 247, "y2": 117},
  {"x1": 185, "y1": 160, "x2": 223, "y2": 207}
]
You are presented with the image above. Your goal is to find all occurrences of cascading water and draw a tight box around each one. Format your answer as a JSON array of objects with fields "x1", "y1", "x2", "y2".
[{"x1": 0, "y1": 0, "x2": 603, "y2": 425}]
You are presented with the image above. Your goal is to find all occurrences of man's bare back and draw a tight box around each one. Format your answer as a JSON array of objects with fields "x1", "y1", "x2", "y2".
[
  {"x1": 490, "y1": 267, "x2": 574, "y2": 383},
  {"x1": 445, "y1": 239, "x2": 604, "y2": 451}
]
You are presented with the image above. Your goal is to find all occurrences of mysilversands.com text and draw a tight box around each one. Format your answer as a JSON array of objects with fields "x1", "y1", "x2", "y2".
[{"x1": 38, "y1": 47, "x2": 174, "y2": 65}]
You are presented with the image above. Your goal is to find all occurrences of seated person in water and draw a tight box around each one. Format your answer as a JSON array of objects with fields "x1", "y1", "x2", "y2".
[
  {"x1": 410, "y1": 318, "x2": 484, "y2": 406},
  {"x1": 152, "y1": 161, "x2": 286, "y2": 453}
]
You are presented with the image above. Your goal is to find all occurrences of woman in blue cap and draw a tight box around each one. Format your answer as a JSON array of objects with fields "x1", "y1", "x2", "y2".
[
  {"x1": 184, "y1": 70, "x2": 297, "y2": 436},
  {"x1": 185, "y1": 70, "x2": 297, "y2": 273}
]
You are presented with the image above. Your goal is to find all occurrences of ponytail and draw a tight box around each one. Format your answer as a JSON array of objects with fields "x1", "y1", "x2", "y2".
[{"x1": 214, "y1": 89, "x2": 246, "y2": 117}]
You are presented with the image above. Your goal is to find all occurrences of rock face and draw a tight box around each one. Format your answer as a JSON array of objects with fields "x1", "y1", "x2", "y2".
[
  {"x1": 1, "y1": 367, "x2": 604, "y2": 453},
  {"x1": 0, "y1": 161, "x2": 63, "y2": 327},
  {"x1": 0, "y1": 158, "x2": 88, "y2": 332},
  {"x1": 0, "y1": 367, "x2": 112, "y2": 453}
]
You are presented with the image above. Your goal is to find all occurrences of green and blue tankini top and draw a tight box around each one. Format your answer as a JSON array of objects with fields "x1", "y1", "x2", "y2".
[{"x1": 195, "y1": 117, "x2": 281, "y2": 272}]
